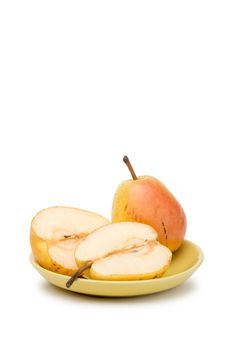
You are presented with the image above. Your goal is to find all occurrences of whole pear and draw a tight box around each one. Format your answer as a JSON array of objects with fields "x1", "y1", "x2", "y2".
[{"x1": 112, "y1": 156, "x2": 186, "y2": 252}]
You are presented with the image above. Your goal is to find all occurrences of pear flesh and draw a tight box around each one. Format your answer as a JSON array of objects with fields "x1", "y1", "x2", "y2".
[
  {"x1": 75, "y1": 222, "x2": 158, "y2": 264},
  {"x1": 90, "y1": 242, "x2": 172, "y2": 281}
]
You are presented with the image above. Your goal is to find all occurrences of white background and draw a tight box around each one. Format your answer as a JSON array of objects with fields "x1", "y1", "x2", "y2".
[{"x1": 0, "y1": 1, "x2": 233, "y2": 349}]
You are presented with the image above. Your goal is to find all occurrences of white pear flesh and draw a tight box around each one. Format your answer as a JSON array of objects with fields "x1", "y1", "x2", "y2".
[
  {"x1": 30, "y1": 206, "x2": 109, "y2": 275},
  {"x1": 90, "y1": 242, "x2": 172, "y2": 281},
  {"x1": 75, "y1": 222, "x2": 158, "y2": 265}
]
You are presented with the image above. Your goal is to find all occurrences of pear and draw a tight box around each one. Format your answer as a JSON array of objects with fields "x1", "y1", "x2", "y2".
[
  {"x1": 30, "y1": 206, "x2": 109, "y2": 275},
  {"x1": 66, "y1": 222, "x2": 172, "y2": 287},
  {"x1": 112, "y1": 156, "x2": 187, "y2": 252}
]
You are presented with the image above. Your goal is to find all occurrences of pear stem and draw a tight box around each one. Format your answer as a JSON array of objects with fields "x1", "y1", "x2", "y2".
[
  {"x1": 66, "y1": 261, "x2": 92, "y2": 288},
  {"x1": 123, "y1": 155, "x2": 138, "y2": 180}
]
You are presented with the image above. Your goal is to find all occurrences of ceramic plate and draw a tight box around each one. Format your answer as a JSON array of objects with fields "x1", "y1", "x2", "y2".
[{"x1": 30, "y1": 240, "x2": 203, "y2": 297}]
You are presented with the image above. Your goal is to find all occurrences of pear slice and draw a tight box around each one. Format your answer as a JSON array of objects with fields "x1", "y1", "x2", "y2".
[
  {"x1": 30, "y1": 206, "x2": 109, "y2": 275},
  {"x1": 75, "y1": 222, "x2": 158, "y2": 266},
  {"x1": 90, "y1": 242, "x2": 172, "y2": 281},
  {"x1": 66, "y1": 222, "x2": 171, "y2": 287}
]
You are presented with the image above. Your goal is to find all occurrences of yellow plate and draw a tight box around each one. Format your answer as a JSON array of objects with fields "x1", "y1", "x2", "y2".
[{"x1": 30, "y1": 240, "x2": 203, "y2": 297}]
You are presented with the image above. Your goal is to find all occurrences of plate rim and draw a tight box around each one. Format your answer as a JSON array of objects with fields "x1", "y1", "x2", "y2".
[{"x1": 30, "y1": 239, "x2": 204, "y2": 285}]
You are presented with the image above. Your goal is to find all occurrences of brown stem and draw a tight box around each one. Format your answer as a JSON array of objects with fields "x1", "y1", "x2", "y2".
[
  {"x1": 123, "y1": 156, "x2": 138, "y2": 180},
  {"x1": 66, "y1": 261, "x2": 92, "y2": 288}
]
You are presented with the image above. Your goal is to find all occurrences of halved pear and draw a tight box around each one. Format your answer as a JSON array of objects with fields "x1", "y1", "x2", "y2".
[
  {"x1": 90, "y1": 242, "x2": 172, "y2": 281},
  {"x1": 75, "y1": 222, "x2": 158, "y2": 266},
  {"x1": 30, "y1": 206, "x2": 109, "y2": 275},
  {"x1": 67, "y1": 222, "x2": 171, "y2": 285}
]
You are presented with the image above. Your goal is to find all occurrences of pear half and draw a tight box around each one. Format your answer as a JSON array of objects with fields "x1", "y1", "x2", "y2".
[
  {"x1": 30, "y1": 206, "x2": 109, "y2": 275},
  {"x1": 69, "y1": 222, "x2": 172, "y2": 284}
]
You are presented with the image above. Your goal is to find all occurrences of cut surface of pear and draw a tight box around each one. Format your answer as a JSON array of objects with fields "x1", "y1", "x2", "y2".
[
  {"x1": 30, "y1": 206, "x2": 109, "y2": 275},
  {"x1": 90, "y1": 242, "x2": 172, "y2": 281},
  {"x1": 75, "y1": 222, "x2": 158, "y2": 265}
]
